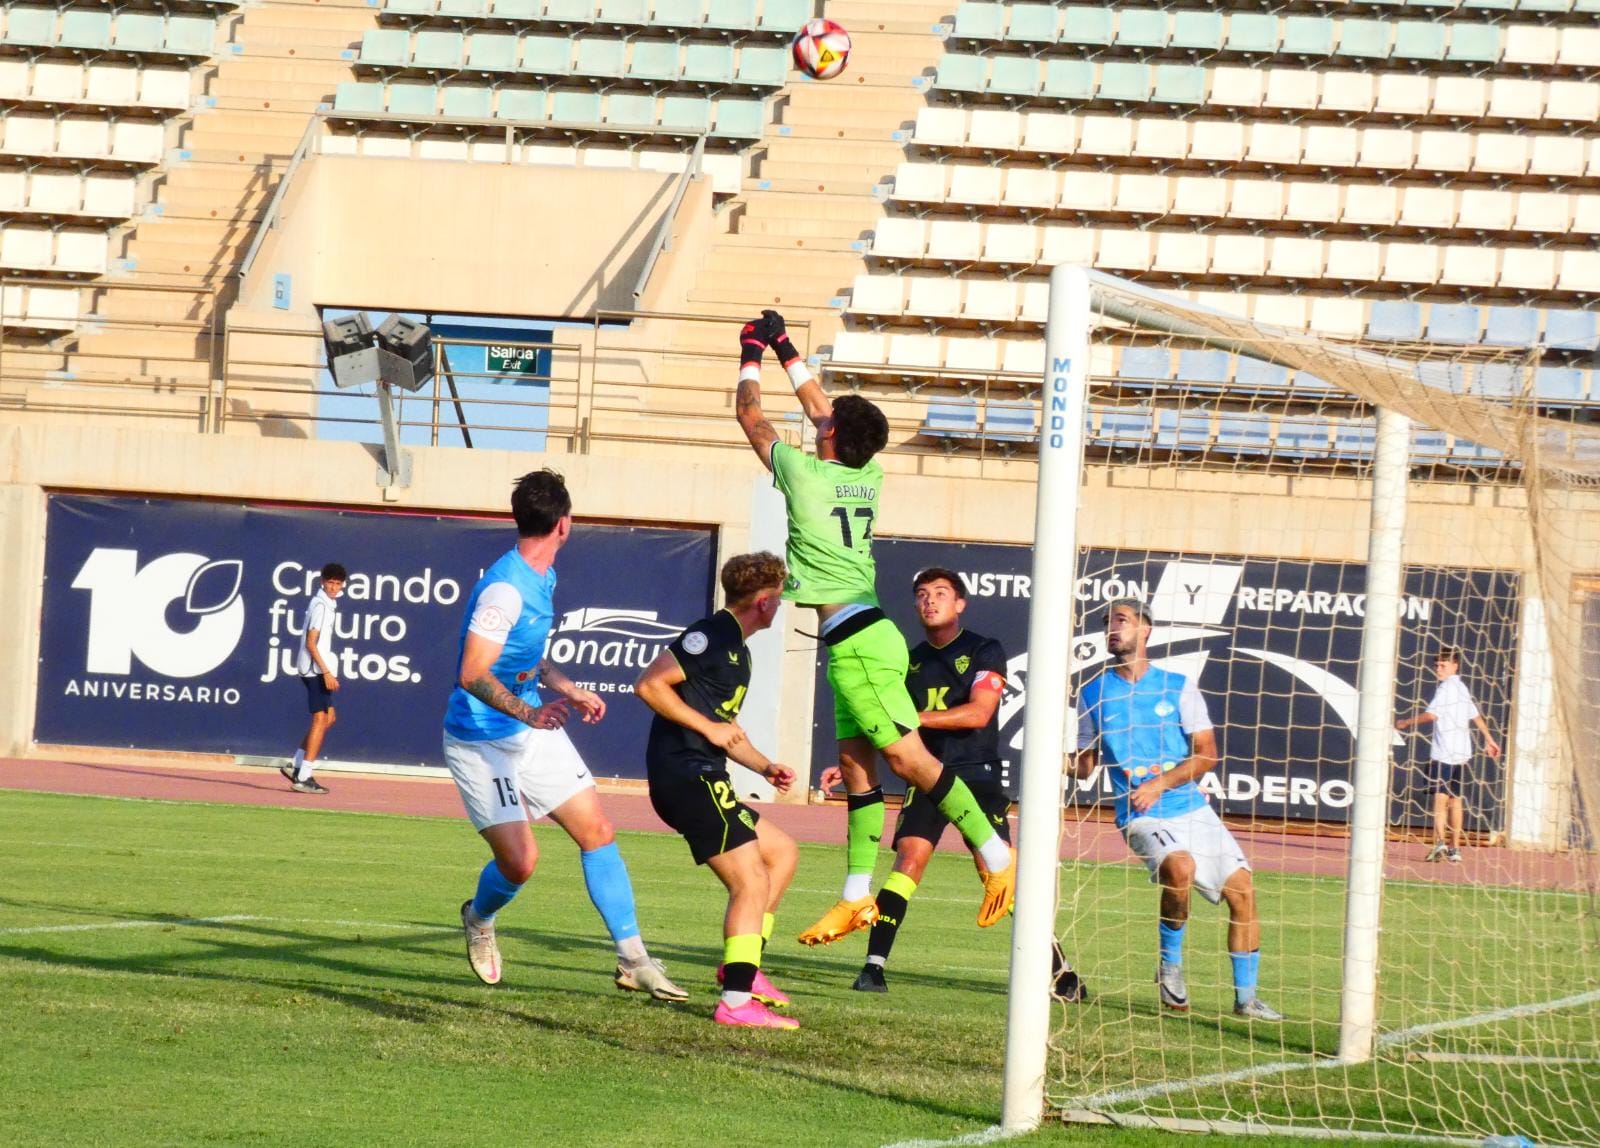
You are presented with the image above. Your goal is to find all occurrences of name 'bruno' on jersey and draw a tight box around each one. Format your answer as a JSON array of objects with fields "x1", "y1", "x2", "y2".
[
  {"x1": 769, "y1": 441, "x2": 881, "y2": 608},
  {"x1": 907, "y1": 629, "x2": 1007, "y2": 780},
  {"x1": 645, "y1": 610, "x2": 753, "y2": 774}
]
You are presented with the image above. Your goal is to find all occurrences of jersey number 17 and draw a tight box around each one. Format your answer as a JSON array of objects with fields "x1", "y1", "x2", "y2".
[{"x1": 829, "y1": 506, "x2": 875, "y2": 548}]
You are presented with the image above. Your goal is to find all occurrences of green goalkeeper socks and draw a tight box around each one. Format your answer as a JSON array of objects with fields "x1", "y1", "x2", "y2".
[{"x1": 845, "y1": 788, "x2": 885, "y2": 882}]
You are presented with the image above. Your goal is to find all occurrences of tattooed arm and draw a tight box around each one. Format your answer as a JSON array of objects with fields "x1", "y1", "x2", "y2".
[
  {"x1": 735, "y1": 371, "x2": 780, "y2": 472},
  {"x1": 458, "y1": 630, "x2": 569, "y2": 730}
]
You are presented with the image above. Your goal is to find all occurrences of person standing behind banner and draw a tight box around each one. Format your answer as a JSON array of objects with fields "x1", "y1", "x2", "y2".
[
  {"x1": 280, "y1": 562, "x2": 346, "y2": 795},
  {"x1": 1396, "y1": 646, "x2": 1501, "y2": 864}
]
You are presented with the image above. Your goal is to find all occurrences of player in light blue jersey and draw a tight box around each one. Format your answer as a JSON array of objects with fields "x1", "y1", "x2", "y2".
[
  {"x1": 442, "y1": 468, "x2": 686, "y2": 1002},
  {"x1": 1072, "y1": 599, "x2": 1282, "y2": 1022}
]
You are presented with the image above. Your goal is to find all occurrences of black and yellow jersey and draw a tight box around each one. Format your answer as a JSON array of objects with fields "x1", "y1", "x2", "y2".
[{"x1": 645, "y1": 609, "x2": 751, "y2": 773}]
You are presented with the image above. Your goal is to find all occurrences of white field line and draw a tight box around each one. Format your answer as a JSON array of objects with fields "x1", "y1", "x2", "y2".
[
  {"x1": 1412, "y1": 1052, "x2": 1600, "y2": 1067},
  {"x1": 0, "y1": 914, "x2": 258, "y2": 936},
  {"x1": 879, "y1": 1125, "x2": 1020, "y2": 1148},
  {"x1": 1066, "y1": 986, "x2": 1600, "y2": 1111}
]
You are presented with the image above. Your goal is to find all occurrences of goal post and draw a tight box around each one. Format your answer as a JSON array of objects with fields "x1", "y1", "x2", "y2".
[{"x1": 1001, "y1": 267, "x2": 1600, "y2": 1141}]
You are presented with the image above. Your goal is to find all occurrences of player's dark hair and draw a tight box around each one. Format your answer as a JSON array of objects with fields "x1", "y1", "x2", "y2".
[
  {"x1": 320, "y1": 562, "x2": 348, "y2": 582},
  {"x1": 913, "y1": 566, "x2": 967, "y2": 600},
  {"x1": 830, "y1": 395, "x2": 890, "y2": 469},
  {"x1": 510, "y1": 468, "x2": 572, "y2": 537},
  {"x1": 1105, "y1": 598, "x2": 1152, "y2": 626},
  {"x1": 722, "y1": 551, "x2": 787, "y2": 606},
  {"x1": 1437, "y1": 646, "x2": 1461, "y2": 664}
]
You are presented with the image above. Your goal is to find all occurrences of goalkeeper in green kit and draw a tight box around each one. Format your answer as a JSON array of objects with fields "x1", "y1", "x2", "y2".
[{"x1": 733, "y1": 311, "x2": 1016, "y2": 945}]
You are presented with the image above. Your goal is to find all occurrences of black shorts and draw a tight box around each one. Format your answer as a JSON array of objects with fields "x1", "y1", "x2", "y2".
[
  {"x1": 1426, "y1": 761, "x2": 1463, "y2": 798},
  {"x1": 648, "y1": 765, "x2": 761, "y2": 866},
  {"x1": 894, "y1": 774, "x2": 1012, "y2": 849},
  {"x1": 301, "y1": 674, "x2": 334, "y2": 714}
]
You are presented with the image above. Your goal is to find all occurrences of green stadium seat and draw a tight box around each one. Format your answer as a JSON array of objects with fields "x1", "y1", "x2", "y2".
[
  {"x1": 1005, "y1": 4, "x2": 1057, "y2": 42},
  {"x1": 387, "y1": 0, "x2": 436, "y2": 15},
  {"x1": 361, "y1": 28, "x2": 412, "y2": 67},
  {"x1": 1042, "y1": 57, "x2": 1094, "y2": 100},
  {"x1": 1059, "y1": 5, "x2": 1113, "y2": 46},
  {"x1": 1281, "y1": 16, "x2": 1334, "y2": 57},
  {"x1": 1153, "y1": 64, "x2": 1204, "y2": 105},
  {"x1": 115, "y1": 12, "x2": 167, "y2": 52},
  {"x1": 953, "y1": 2, "x2": 1004, "y2": 41},
  {"x1": 441, "y1": 83, "x2": 493, "y2": 116},
  {"x1": 520, "y1": 34, "x2": 572, "y2": 73},
  {"x1": 1098, "y1": 61, "x2": 1150, "y2": 102},
  {"x1": 736, "y1": 44, "x2": 786, "y2": 85},
  {"x1": 489, "y1": 0, "x2": 539, "y2": 17},
  {"x1": 165, "y1": 15, "x2": 215, "y2": 55},
  {"x1": 388, "y1": 81, "x2": 440, "y2": 114},
  {"x1": 4, "y1": 7, "x2": 56, "y2": 46},
  {"x1": 1171, "y1": 11, "x2": 1223, "y2": 53},
  {"x1": 1393, "y1": 20, "x2": 1446, "y2": 61},
  {"x1": 414, "y1": 30, "x2": 465, "y2": 69},
  {"x1": 650, "y1": 0, "x2": 702, "y2": 29},
  {"x1": 988, "y1": 55, "x2": 1038, "y2": 97},
  {"x1": 1446, "y1": 23, "x2": 1501, "y2": 63},
  {"x1": 496, "y1": 87, "x2": 546, "y2": 120},
  {"x1": 606, "y1": 90, "x2": 656, "y2": 125},
  {"x1": 756, "y1": 0, "x2": 808, "y2": 33},
  {"x1": 467, "y1": 33, "x2": 519, "y2": 71},
  {"x1": 1336, "y1": 19, "x2": 1390, "y2": 60},
  {"x1": 711, "y1": 95, "x2": 764, "y2": 137},
  {"x1": 630, "y1": 39, "x2": 680, "y2": 80},
  {"x1": 544, "y1": 0, "x2": 596, "y2": 23},
  {"x1": 1116, "y1": 8, "x2": 1166, "y2": 49},
  {"x1": 61, "y1": 10, "x2": 112, "y2": 51},
  {"x1": 1225, "y1": 12, "x2": 1277, "y2": 54},
  {"x1": 598, "y1": 0, "x2": 648, "y2": 26},
  {"x1": 935, "y1": 53, "x2": 986, "y2": 93},
  {"x1": 574, "y1": 37, "x2": 626, "y2": 76},
  {"x1": 661, "y1": 92, "x2": 710, "y2": 131},
  {"x1": 683, "y1": 42, "x2": 733, "y2": 83},
  {"x1": 705, "y1": 0, "x2": 756, "y2": 30},
  {"x1": 551, "y1": 88, "x2": 602, "y2": 121},
  {"x1": 437, "y1": 0, "x2": 489, "y2": 17},
  {"x1": 334, "y1": 81, "x2": 385, "y2": 112}
]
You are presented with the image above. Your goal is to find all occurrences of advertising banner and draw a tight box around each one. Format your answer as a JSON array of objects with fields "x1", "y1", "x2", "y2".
[
  {"x1": 811, "y1": 539, "x2": 1517, "y2": 828},
  {"x1": 35, "y1": 494, "x2": 713, "y2": 775}
]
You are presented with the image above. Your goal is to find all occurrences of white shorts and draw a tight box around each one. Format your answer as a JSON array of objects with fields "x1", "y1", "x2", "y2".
[
  {"x1": 1122, "y1": 804, "x2": 1250, "y2": 905},
  {"x1": 441, "y1": 726, "x2": 595, "y2": 831}
]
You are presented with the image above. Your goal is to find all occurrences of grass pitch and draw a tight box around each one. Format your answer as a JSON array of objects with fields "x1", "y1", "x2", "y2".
[{"x1": 1, "y1": 789, "x2": 1593, "y2": 1148}]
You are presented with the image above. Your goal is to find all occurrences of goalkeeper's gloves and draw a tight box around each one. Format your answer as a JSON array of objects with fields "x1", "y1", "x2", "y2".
[
  {"x1": 739, "y1": 317, "x2": 767, "y2": 367},
  {"x1": 761, "y1": 310, "x2": 812, "y2": 389}
]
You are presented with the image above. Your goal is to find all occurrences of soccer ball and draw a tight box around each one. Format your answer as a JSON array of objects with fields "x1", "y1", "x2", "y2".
[{"x1": 791, "y1": 18, "x2": 851, "y2": 81}]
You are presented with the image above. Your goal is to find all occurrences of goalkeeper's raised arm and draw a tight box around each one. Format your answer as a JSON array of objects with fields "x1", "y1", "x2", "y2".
[{"x1": 734, "y1": 312, "x2": 832, "y2": 470}]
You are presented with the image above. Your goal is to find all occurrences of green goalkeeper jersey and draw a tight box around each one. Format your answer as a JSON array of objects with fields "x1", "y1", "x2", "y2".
[{"x1": 770, "y1": 441, "x2": 881, "y2": 608}]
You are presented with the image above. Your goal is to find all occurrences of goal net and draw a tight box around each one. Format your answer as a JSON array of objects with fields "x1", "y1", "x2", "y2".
[{"x1": 1011, "y1": 267, "x2": 1600, "y2": 1145}]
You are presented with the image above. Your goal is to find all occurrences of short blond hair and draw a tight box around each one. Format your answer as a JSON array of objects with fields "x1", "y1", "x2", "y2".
[{"x1": 721, "y1": 551, "x2": 787, "y2": 606}]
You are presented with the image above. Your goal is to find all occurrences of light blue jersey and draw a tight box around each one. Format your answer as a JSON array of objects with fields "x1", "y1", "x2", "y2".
[
  {"x1": 1076, "y1": 665, "x2": 1213, "y2": 829},
  {"x1": 443, "y1": 548, "x2": 557, "y2": 741}
]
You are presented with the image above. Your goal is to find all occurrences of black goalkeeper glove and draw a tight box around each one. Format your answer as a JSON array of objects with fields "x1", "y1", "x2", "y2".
[
  {"x1": 761, "y1": 309, "x2": 801, "y2": 368},
  {"x1": 738, "y1": 316, "x2": 766, "y2": 368}
]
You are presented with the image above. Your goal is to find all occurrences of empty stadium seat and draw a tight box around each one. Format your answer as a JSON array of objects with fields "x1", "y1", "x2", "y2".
[
  {"x1": 362, "y1": 28, "x2": 412, "y2": 67},
  {"x1": 660, "y1": 94, "x2": 710, "y2": 131},
  {"x1": 756, "y1": 0, "x2": 808, "y2": 34},
  {"x1": 684, "y1": 42, "x2": 734, "y2": 84},
  {"x1": 1043, "y1": 59, "x2": 1094, "y2": 100},
  {"x1": 497, "y1": 87, "x2": 546, "y2": 121},
  {"x1": 953, "y1": 2, "x2": 1003, "y2": 40},
  {"x1": 468, "y1": 33, "x2": 519, "y2": 71},
  {"x1": 1483, "y1": 306, "x2": 1540, "y2": 346},
  {"x1": 984, "y1": 399, "x2": 1036, "y2": 442},
  {"x1": 1171, "y1": 11, "x2": 1223, "y2": 53},
  {"x1": 1428, "y1": 304, "x2": 1481, "y2": 343},
  {"x1": 60, "y1": 9, "x2": 112, "y2": 51},
  {"x1": 4, "y1": 8, "x2": 56, "y2": 47},
  {"x1": 923, "y1": 400, "x2": 980, "y2": 442},
  {"x1": 989, "y1": 55, "x2": 1038, "y2": 97},
  {"x1": 1226, "y1": 12, "x2": 1277, "y2": 54},
  {"x1": 1005, "y1": 3, "x2": 1058, "y2": 43},
  {"x1": 1544, "y1": 310, "x2": 1599, "y2": 350},
  {"x1": 1535, "y1": 367, "x2": 1586, "y2": 402},
  {"x1": 936, "y1": 54, "x2": 985, "y2": 93},
  {"x1": 969, "y1": 108, "x2": 1020, "y2": 151},
  {"x1": 416, "y1": 29, "x2": 466, "y2": 69},
  {"x1": 1060, "y1": 5, "x2": 1113, "y2": 46},
  {"x1": 335, "y1": 81, "x2": 385, "y2": 112},
  {"x1": 705, "y1": 0, "x2": 755, "y2": 31}
]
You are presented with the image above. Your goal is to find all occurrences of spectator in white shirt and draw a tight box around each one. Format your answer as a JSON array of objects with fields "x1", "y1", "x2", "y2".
[
  {"x1": 1396, "y1": 647, "x2": 1500, "y2": 863},
  {"x1": 281, "y1": 563, "x2": 347, "y2": 795}
]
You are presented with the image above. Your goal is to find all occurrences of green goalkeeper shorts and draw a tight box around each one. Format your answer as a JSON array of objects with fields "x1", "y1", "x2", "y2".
[{"x1": 824, "y1": 610, "x2": 922, "y2": 750}]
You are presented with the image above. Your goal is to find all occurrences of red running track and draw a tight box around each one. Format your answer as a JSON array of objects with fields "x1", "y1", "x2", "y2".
[{"x1": 1, "y1": 755, "x2": 1586, "y2": 892}]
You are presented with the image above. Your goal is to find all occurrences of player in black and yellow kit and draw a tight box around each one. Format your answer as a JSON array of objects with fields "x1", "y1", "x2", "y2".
[
  {"x1": 830, "y1": 567, "x2": 1086, "y2": 998},
  {"x1": 636, "y1": 552, "x2": 802, "y2": 1029}
]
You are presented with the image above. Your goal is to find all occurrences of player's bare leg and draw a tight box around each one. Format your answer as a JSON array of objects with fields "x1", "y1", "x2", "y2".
[
  {"x1": 799, "y1": 739, "x2": 882, "y2": 946},
  {"x1": 459, "y1": 819, "x2": 539, "y2": 985},
  {"x1": 549, "y1": 787, "x2": 687, "y2": 1001},
  {"x1": 287, "y1": 709, "x2": 335, "y2": 794},
  {"x1": 1447, "y1": 796, "x2": 1466, "y2": 861},
  {"x1": 1157, "y1": 852, "x2": 1194, "y2": 1011},
  {"x1": 1426, "y1": 791, "x2": 1449, "y2": 861},
  {"x1": 1222, "y1": 869, "x2": 1282, "y2": 1021},
  {"x1": 881, "y1": 731, "x2": 1015, "y2": 925},
  {"x1": 709, "y1": 827, "x2": 798, "y2": 1025}
]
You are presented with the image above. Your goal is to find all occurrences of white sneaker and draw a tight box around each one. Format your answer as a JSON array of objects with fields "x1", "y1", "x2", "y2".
[
  {"x1": 615, "y1": 957, "x2": 688, "y2": 1002},
  {"x1": 460, "y1": 900, "x2": 501, "y2": 985},
  {"x1": 1424, "y1": 842, "x2": 1448, "y2": 863},
  {"x1": 1158, "y1": 961, "x2": 1189, "y2": 1012},
  {"x1": 1234, "y1": 997, "x2": 1285, "y2": 1021}
]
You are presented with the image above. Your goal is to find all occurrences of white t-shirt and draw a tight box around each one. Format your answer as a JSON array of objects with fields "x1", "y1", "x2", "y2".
[
  {"x1": 1425, "y1": 674, "x2": 1480, "y2": 764},
  {"x1": 295, "y1": 589, "x2": 339, "y2": 678}
]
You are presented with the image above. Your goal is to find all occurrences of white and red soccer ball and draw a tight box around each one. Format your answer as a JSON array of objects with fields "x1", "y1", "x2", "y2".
[{"x1": 791, "y1": 18, "x2": 851, "y2": 80}]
